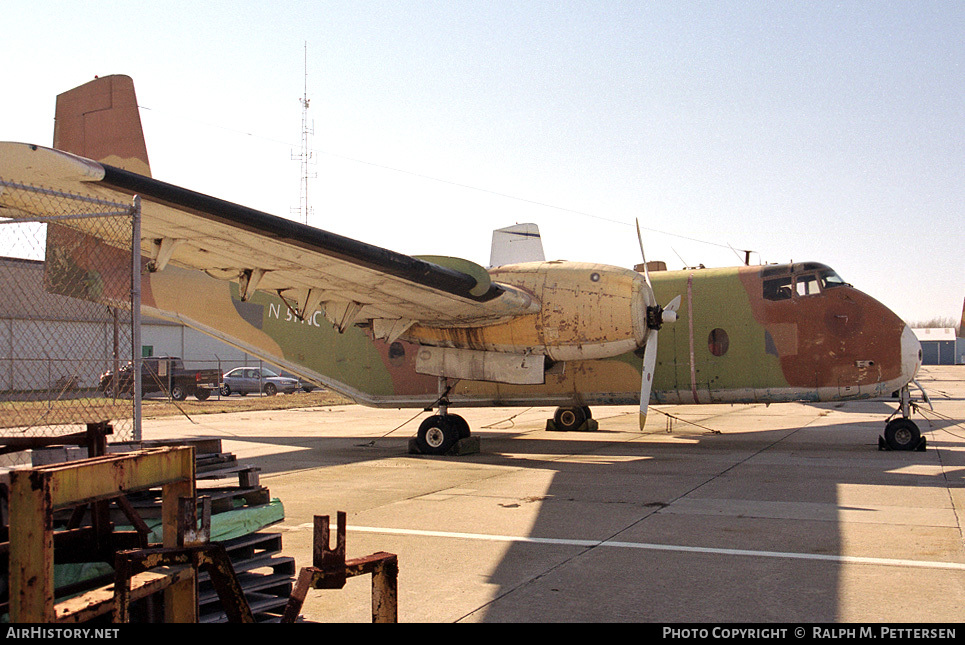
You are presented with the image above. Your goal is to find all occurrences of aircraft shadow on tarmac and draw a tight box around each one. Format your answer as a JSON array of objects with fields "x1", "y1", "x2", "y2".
[
  {"x1": 477, "y1": 419, "x2": 965, "y2": 622},
  {"x1": 218, "y1": 401, "x2": 965, "y2": 622}
]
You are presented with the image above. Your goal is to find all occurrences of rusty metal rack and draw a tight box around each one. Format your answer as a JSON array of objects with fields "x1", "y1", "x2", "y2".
[
  {"x1": 1, "y1": 429, "x2": 296, "y2": 623},
  {"x1": 282, "y1": 512, "x2": 398, "y2": 623},
  {"x1": 6, "y1": 445, "x2": 198, "y2": 622}
]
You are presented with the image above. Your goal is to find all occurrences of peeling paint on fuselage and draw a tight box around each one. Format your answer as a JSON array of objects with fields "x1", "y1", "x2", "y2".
[{"x1": 142, "y1": 259, "x2": 916, "y2": 411}]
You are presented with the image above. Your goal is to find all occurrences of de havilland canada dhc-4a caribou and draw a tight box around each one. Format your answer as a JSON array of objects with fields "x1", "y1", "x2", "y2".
[{"x1": 0, "y1": 76, "x2": 926, "y2": 454}]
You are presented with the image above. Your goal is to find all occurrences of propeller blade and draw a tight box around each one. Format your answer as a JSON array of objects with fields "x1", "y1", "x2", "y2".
[
  {"x1": 664, "y1": 294, "x2": 681, "y2": 320},
  {"x1": 635, "y1": 219, "x2": 652, "y2": 286},
  {"x1": 639, "y1": 328, "x2": 658, "y2": 430},
  {"x1": 634, "y1": 219, "x2": 681, "y2": 431}
]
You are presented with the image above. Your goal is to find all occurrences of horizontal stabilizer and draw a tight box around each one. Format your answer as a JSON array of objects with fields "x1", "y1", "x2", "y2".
[{"x1": 490, "y1": 223, "x2": 545, "y2": 267}]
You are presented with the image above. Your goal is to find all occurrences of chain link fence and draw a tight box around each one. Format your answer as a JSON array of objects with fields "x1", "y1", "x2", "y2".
[{"x1": 0, "y1": 178, "x2": 140, "y2": 465}]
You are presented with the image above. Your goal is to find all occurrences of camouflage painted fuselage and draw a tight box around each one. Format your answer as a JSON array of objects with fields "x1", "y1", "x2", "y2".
[{"x1": 141, "y1": 259, "x2": 920, "y2": 410}]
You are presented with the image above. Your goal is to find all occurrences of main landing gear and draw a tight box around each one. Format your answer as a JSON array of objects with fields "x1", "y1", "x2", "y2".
[
  {"x1": 880, "y1": 385, "x2": 926, "y2": 451},
  {"x1": 546, "y1": 406, "x2": 599, "y2": 432},
  {"x1": 410, "y1": 379, "x2": 478, "y2": 456},
  {"x1": 413, "y1": 413, "x2": 472, "y2": 455}
]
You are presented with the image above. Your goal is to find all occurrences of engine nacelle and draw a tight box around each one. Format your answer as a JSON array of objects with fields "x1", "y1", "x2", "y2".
[{"x1": 404, "y1": 261, "x2": 652, "y2": 362}]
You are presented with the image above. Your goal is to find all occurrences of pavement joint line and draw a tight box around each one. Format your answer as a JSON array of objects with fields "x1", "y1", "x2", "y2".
[{"x1": 341, "y1": 525, "x2": 965, "y2": 572}]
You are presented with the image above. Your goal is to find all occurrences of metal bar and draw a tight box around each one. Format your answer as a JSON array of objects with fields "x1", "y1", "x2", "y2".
[
  {"x1": 313, "y1": 512, "x2": 347, "y2": 588},
  {"x1": 131, "y1": 195, "x2": 142, "y2": 441},
  {"x1": 280, "y1": 513, "x2": 398, "y2": 623},
  {"x1": 114, "y1": 495, "x2": 151, "y2": 548},
  {"x1": 370, "y1": 556, "x2": 399, "y2": 624},
  {"x1": 30, "y1": 446, "x2": 194, "y2": 509},
  {"x1": 116, "y1": 545, "x2": 254, "y2": 623},
  {"x1": 280, "y1": 568, "x2": 315, "y2": 624},
  {"x1": 0, "y1": 178, "x2": 130, "y2": 208},
  {"x1": 9, "y1": 470, "x2": 54, "y2": 622},
  {"x1": 0, "y1": 211, "x2": 132, "y2": 223},
  {"x1": 177, "y1": 495, "x2": 211, "y2": 547},
  {"x1": 199, "y1": 545, "x2": 255, "y2": 623}
]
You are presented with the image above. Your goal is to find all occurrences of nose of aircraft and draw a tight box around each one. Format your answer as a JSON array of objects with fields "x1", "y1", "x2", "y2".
[{"x1": 900, "y1": 323, "x2": 922, "y2": 386}]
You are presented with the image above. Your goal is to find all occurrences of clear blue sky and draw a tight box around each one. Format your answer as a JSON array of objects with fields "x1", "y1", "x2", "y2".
[{"x1": 5, "y1": 1, "x2": 963, "y2": 324}]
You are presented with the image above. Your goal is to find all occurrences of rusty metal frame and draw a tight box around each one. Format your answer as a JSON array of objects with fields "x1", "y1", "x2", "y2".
[
  {"x1": 113, "y1": 542, "x2": 254, "y2": 623},
  {"x1": 7, "y1": 446, "x2": 196, "y2": 622},
  {"x1": 281, "y1": 512, "x2": 398, "y2": 623}
]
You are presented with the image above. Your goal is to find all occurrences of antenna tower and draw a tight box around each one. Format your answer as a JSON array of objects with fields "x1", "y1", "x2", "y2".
[{"x1": 292, "y1": 42, "x2": 316, "y2": 224}]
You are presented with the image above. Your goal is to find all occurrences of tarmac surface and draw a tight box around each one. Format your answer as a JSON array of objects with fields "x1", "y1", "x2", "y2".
[{"x1": 141, "y1": 365, "x2": 965, "y2": 623}]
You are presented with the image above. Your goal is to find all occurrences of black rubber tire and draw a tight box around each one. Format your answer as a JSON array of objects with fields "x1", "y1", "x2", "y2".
[
  {"x1": 416, "y1": 416, "x2": 461, "y2": 455},
  {"x1": 884, "y1": 418, "x2": 921, "y2": 451},
  {"x1": 449, "y1": 414, "x2": 471, "y2": 439},
  {"x1": 264, "y1": 382, "x2": 277, "y2": 396},
  {"x1": 554, "y1": 406, "x2": 588, "y2": 431}
]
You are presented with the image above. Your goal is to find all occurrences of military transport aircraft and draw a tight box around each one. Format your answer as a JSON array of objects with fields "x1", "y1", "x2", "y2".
[{"x1": 0, "y1": 76, "x2": 925, "y2": 454}]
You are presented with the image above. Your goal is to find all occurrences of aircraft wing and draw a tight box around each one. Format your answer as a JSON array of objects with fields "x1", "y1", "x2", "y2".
[{"x1": 0, "y1": 143, "x2": 539, "y2": 331}]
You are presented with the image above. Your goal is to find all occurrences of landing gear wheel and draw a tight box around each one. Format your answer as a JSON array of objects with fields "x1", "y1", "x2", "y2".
[
  {"x1": 416, "y1": 415, "x2": 461, "y2": 455},
  {"x1": 554, "y1": 406, "x2": 588, "y2": 432},
  {"x1": 884, "y1": 418, "x2": 921, "y2": 451}
]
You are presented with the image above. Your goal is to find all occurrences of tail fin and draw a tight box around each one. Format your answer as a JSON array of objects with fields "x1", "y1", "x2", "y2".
[
  {"x1": 489, "y1": 223, "x2": 545, "y2": 267},
  {"x1": 44, "y1": 76, "x2": 151, "y2": 307},
  {"x1": 53, "y1": 75, "x2": 151, "y2": 177}
]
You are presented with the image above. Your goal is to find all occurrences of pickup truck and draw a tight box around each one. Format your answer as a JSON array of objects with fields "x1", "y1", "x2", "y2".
[{"x1": 99, "y1": 356, "x2": 222, "y2": 401}]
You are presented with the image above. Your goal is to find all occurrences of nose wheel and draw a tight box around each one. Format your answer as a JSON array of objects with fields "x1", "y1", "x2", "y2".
[{"x1": 880, "y1": 385, "x2": 926, "y2": 451}]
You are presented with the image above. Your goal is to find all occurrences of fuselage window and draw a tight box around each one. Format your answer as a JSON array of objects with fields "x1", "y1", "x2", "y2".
[
  {"x1": 708, "y1": 328, "x2": 729, "y2": 357},
  {"x1": 388, "y1": 341, "x2": 406, "y2": 366}
]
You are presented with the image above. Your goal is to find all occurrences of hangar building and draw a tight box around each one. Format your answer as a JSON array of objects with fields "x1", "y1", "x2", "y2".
[
  {"x1": 913, "y1": 327, "x2": 965, "y2": 366},
  {"x1": 0, "y1": 256, "x2": 259, "y2": 394}
]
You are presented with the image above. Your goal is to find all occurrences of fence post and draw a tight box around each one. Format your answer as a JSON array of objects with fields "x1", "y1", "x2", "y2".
[{"x1": 131, "y1": 195, "x2": 142, "y2": 442}]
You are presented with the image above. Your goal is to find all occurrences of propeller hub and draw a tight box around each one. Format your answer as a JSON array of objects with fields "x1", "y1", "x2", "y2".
[{"x1": 646, "y1": 305, "x2": 666, "y2": 331}]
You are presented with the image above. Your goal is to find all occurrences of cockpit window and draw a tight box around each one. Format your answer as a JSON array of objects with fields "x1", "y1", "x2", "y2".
[
  {"x1": 795, "y1": 274, "x2": 819, "y2": 297},
  {"x1": 763, "y1": 272, "x2": 831, "y2": 300},
  {"x1": 763, "y1": 265, "x2": 849, "y2": 301},
  {"x1": 763, "y1": 277, "x2": 793, "y2": 301},
  {"x1": 819, "y1": 269, "x2": 847, "y2": 289}
]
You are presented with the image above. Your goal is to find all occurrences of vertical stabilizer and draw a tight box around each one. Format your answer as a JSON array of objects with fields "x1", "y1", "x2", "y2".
[
  {"x1": 53, "y1": 75, "x2": 151, "y2": 177},
  {"x1": 45, "y1": 76, "x2": 151, "y2": 307},
  {"x1": 489, "y1": 223, "x2": 545, "y2": 267}
]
